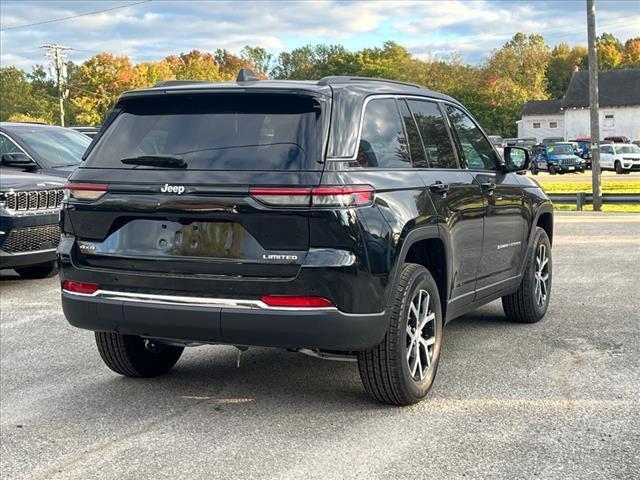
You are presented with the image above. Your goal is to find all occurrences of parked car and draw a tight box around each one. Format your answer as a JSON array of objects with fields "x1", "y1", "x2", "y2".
[
  {"x1": 0, "y1": 123, "x2": 91, "y2": 178},
  {"x1": 59, "y1": 73, "x2": 553, "y2": 406},
  {"x1": 631, "y1": 140, "x2": 640, "y2": 148},
  {"x1": 531, "y1": 143, "x2": 584, "y2": 175},
  {"x1": 570, "y1": 138, "x2": 592, "y2": 168},
  {"x1": 515, "y1": 139, "x2": 537, "y2": 154},
  {"x1": 603, "y1": 136, "x2": 630, "y2": 144},
  {"x1": 600, "y1": 143, "x2": 640, "y2": 174},
  {"x1": 504, "y1": 137, "x2": 519, "y2": 146},
  {"x1": 541, "y1": 137, "x2": 564, "y2": 145},
  {"x1": 71, "y1": 126, "x2": 100, "y2": 139},
  {"x1": 0, "y1": 170, "x2": 64, "y2": 278}
]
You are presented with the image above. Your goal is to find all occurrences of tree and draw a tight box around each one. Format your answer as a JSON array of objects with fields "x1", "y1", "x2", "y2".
[
  {"x1": 622, "y1": 37, "x2": 640, "y2": 67},
  {"x1": 71, "y1": 53, "x2": 144, "y2": 125},
  {"x1": 241, "y1": 46, "x2": 273, "y2": 78},
  {"x1": 546, "y1": 43, "x2": 588, "y2": 99},
  {"x1": 0, "y1": 67, "x2": 55, "y2": 123},
  {"x1": 165, "y1": 50, "x2": 223, "y2": 81},
  {"x1": 135, "y1": 60, "x2": 174, "y2": 86},
  {"x1": 597, "y1": 32, "x2": 623, "y2": 69}
]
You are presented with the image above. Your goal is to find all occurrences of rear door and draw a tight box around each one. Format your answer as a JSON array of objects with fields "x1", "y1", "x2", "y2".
[
  {"x1": 64, "y1": 91, "x2": 329, "y2": 278},
  {"x1": 444, "y1": 105, "x2": 528, "y2": 298},
  {"x1": 402, "y1": 98, "x2": 484, "y2": 304}
]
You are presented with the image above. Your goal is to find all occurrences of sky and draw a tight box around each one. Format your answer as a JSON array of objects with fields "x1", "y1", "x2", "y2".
[{"x1": 1, "y1": 0, "x2": 638, "y2": 70}]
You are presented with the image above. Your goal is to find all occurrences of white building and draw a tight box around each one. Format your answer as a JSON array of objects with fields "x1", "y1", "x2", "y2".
[
  {"x1": 517, "y1": 99, "x2": 564, "y2": 142},
  {"x1": 519, "y1": 68, "x2": 640, "y2": 143}
]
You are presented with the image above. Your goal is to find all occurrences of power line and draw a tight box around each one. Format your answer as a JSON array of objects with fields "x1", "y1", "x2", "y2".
[{"x1": 0, "y1": 0, "x2": 152, "y2": 32}]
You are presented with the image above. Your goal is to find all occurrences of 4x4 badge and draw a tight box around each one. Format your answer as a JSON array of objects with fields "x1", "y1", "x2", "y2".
[{"x1": 160, "y1": 184, "x2": 185, "y2": 195}]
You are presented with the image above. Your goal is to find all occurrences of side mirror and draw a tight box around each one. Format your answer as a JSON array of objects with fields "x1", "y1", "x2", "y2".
[
  {"x1": 1, "y1": 152, "x2": 37, "y2": 168},
  {"x1": 503, "y1": 146, "x2": 530, "y2": 172}
]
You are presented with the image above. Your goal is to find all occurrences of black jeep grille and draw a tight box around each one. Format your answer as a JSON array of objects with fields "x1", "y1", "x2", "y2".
[
  {"x1": 1, "y1": 224, "x2": 60, "y2": 253},
  {"x1": 4, "y1": 189, "x2": 64, "y2": 212}
]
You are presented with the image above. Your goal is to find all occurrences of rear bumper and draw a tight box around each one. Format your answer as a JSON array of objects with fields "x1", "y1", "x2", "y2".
[{"x1": 61, "y1": 290, "x2": 389, "y2": 351}]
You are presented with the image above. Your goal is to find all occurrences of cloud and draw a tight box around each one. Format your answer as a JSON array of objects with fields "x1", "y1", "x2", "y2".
[{"x1": 0, "y1": 0, "x2": 638, "y2": 69}]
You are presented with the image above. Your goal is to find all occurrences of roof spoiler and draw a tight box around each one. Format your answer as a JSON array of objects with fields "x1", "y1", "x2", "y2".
[{"x1": 153, "y1": 80, "x2": 211, "y2": 87}]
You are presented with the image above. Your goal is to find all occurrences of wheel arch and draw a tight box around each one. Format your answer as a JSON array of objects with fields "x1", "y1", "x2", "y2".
[{"x1": 385, "y1": 226, "x2": 449, "y2": 318}]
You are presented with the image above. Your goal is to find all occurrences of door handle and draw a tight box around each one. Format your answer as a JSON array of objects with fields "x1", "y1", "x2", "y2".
[{"x1": 429, "y1": 182, "x2": 450, "y2": 194}]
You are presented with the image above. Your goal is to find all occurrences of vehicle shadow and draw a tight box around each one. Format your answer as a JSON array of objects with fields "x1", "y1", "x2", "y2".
[{"x1": 41, "y1": 302, "x2": 523, "y2": 424}]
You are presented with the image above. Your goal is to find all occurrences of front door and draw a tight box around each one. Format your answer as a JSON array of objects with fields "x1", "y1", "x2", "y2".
[{"x1": 444, "y1": 105, "x2": 528, "y2": 299}]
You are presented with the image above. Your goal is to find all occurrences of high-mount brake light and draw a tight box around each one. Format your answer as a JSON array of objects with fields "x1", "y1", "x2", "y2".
[
  {"x1": 62, "y1": 280, "x2": 99, "y2": 295},
  {"x1": 260, "y1": 295, "x2": 335, "y2": 308},
  {"x1": 64, "y1": 183, "x2": 108, "y2": 201},
  {"x1": 250, "y1": 185, "x2": 374, "y2": 207}
]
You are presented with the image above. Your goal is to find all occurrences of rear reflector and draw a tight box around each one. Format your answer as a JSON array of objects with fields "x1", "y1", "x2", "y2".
[
  {"x1": 250, "y1": 185, "x2": 373, "y2": 207},
  {"x1": 62, "y1": 280, "x2": 99, "y2": 295},
  {"x1": 260, "y1": 295, "x2": 335, "y2": 308},
  {"x1": 64, "y1": 183, "x2": 108, "y2": 201}
]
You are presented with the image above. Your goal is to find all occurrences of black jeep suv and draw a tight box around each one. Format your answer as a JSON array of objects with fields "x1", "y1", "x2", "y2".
[{"x1": 59, "y1": 74, "x2": 553, "y2": 405}]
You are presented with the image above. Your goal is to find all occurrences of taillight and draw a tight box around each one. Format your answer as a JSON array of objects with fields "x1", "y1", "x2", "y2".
[
  {"x1": 249, "y1": 187, "x2": 312, "y2": 206},
  {"x1": 64, "y1": 183, "x2": 108, "y2": 201},
  {"x1": 311, "y1": 185, "x2": 374, "y2": 207},
  {"x1": 250, "y1": 185, "x2": 374, "y2": 208},
  {"x1": 62, "y1": 280, "x2": 99, "y2": 295},
  {"x1": 260, "y1": 295, "x2": 335, "y2": 308}
]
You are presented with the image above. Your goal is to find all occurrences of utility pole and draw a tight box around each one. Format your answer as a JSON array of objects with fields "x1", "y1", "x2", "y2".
[
  {"x1": 41, "y1": 44, "x2": 71, "y2": 127},
  {"x1": 586, "y1": 0, "x2": 602, "y2": 211}
]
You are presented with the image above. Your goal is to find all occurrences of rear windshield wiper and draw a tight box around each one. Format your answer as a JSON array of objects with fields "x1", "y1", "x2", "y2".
[{"x1": 120, "y1": 155, "x2": 187, "y2": 168}]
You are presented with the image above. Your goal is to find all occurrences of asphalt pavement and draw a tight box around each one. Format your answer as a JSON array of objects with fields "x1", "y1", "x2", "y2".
[{"x1": 1, "y1": 212, "x2": 639, "y2": 479}]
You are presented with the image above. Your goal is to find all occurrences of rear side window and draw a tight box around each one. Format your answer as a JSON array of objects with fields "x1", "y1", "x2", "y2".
[
  {"x1": 406, "y1": 100, "x2": 457, "y2": 169},
  {"x1": 446, "y1": 105, "x2": 500, "y2": 170},
  {"x1": 398, "y1": 100, "x2": 427, "y2": 168},
  {"x1": 356, "y1": 98, "x2": 410, "y2": 168},
  {"x1": 85, "y1": 94, "x2": 324, "y2": 171}
]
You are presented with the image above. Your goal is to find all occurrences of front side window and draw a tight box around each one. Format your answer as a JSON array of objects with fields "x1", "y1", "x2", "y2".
[
  {"x1": 356, "y1": 98, "x2": 410, "y2": 168},
  {"x1": 446, "y1": 105, "x2": 501, "y2": 171},
  {"x1": 0, "y1": 134, "x2": 22, "y2": 156},
  {"x1": 601, "y1": 146, "x2": 612, "y2": 154},
  {"x1": 407, "y1": 100, "x2": 457, "y2": 169}
]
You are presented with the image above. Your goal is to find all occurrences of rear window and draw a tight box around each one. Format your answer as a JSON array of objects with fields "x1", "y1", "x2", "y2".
[{"x1": 85, "y1": 93, "x2": 324, "y2": 170}]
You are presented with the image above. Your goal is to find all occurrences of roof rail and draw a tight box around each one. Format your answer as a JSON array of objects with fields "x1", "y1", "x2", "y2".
[
  {"x1": 153, "y1": 80, "x2": 212, "y2": 88},
  {"x1": 317, "y1": 76, "x2": 421, "y2": 89}
]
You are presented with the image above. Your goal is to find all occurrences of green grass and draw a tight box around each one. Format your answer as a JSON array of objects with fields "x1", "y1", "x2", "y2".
[
  {"x1": 536, "y1": 179, "x2": 640, "y2": 213},
  {"x1": 554, "y1": 204, "x2": 640, "y2": 213},
  {"x1": 538, "y1": 180, "x2": 640, "y2": 194}
]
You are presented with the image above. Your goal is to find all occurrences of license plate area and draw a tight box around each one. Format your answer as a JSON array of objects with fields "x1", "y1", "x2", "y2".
[{"x1": 76, "y1": 219, "x2": 300, "y2": 263}]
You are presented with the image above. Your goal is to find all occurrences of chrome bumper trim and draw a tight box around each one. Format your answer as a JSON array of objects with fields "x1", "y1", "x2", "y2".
[{"x1": 62, "y1": 289, "x2": 338, "y2": 312}]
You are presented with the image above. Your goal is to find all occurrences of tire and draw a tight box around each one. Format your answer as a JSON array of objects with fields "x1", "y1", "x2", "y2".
[
  {"x1": 502, "y1": 227, "x2": 552, "y2": 323},
  {"x1": 95, "y1": 332, "x2": 184, "y2": 377},
  {"x1": 358, "y1": 263, "x2": 443, "y2": 406},
  {"x1": 531, "y1": 163, "x2": 539, "y2": 175},
  {"x1": 615, "y1": 161, "x2": 624, "y2": 174},
  {"x1": 549, "y1": 165, "x2": 556, "y2": 175},
  {"x1": 15, "y1": 262, "x2": 57, "y2": 279}
]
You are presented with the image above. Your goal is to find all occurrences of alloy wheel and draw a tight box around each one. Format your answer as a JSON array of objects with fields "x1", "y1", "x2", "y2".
[
  {"x1": 406, "y1": 289, "x2": 436, "y2": 381},
  {"x1": 534, "y1": 243, "x2": 549, "y2": 307}
]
